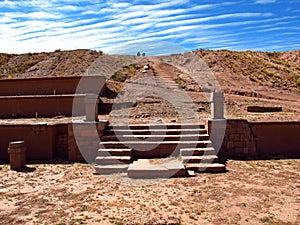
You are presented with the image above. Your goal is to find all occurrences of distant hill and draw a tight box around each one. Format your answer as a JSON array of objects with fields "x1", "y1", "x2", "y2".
[
  {"x1": 0, "y1": 48, "x2": 299, "y2": 92},
  {"x1": 194, "y1": 49, "x2": 300, "y2": 92},
  {"x1": 0, "y1": 49, "x2": 103, "y2": 78}
]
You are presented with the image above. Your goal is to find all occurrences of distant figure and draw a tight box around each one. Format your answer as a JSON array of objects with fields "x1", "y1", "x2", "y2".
[
  {"x1": 142, "y1": 52, "x2": 146, "y2": 56},
  {"x1": 137, "y1": 51, "x2": 141, "y2": 56}
]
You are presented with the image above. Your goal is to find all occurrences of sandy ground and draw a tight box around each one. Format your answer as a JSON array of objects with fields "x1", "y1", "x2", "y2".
[{"x1": 0, "y1": 159, "x2": 299, "y2": 225}]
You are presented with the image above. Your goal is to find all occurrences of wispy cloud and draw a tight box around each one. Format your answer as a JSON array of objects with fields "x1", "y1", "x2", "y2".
[
  {"x1": 0, "y1": 0, "x2": 299, "y2": 53},
  {"x1": 254, "y1": 0, "x2": 277, "y2": 4}
]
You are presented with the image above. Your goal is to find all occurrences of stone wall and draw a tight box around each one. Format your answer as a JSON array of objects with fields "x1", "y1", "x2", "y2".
[
  {"x1": 55, "y1": 124, "x2": 68, "y2": 158},
  {"x1": 0, "y1": 123, "x2": 56, "y2": 161},
  {"x1": 209, "y1": 119, "x2": 256, "y2": 159},
  {"x1": 68, "y1": 121, "x2": 108, "y2": 162},
  {"x1": 224, "y1": 119, "x2": 257, "y2": 158},
  {"x1": 209, "y1": 119, "x2": 300, "y2": 159},
  {"x1": 1, "y1": 120, "x2": 299, "y2": 163},
  {"x1": 0, "y1": 75, "x2": 107, "y2": 118},
  {"x1": 0, "y1": 121, "x2": 107, "y2": 162},
  {"x1": 251, "y1": 122, "x2": 300, "y2": 157},
  {"x1": 0, "y1": 95, "x2": 86, "y2": 118},
  {"x1": 0, "y1": 76, "x2": 107, "y2": 96}
]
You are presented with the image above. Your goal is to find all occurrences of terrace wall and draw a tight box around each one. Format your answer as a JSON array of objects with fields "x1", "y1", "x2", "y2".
[
  {"x1": 209, "y1": 119, "x2": 300, "y2": 159},
  {"x1": 0, "y1": 120, "x2": 299, "y2": 163},
  {"x1": 0, "y1": 76, "x2": 107, "y2": 96},
  {"x1": 0, "y1": 123, "x2": 56, "y2": 161},
  {"x1": 0, "y1": 95, "x2": 86, "y2": 118},
  {"x1": 0, "y1": 121, "x2": 108, "y2": 162},
  {"x1": 251, "y1": 122, "x2": 300, "y2": 157},
  {"x1": 0, "y1": 76, "x2": 107, "y2": 118}
]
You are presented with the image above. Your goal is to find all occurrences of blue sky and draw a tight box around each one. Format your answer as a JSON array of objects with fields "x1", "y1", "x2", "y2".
[{"x1": 0, "y1": 0, "x2": 299, "y2": 54}]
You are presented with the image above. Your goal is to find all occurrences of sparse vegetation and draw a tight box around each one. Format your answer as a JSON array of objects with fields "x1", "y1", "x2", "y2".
[
  {"x1": 0, "y1": 49, "x2": 102, "y2": 77},
  {"x1": 195, "y1": 49, "x2": 300, "y2": 92},
  {"x1": 110, "y1": 63, "x2": 142, "y2": 82}
]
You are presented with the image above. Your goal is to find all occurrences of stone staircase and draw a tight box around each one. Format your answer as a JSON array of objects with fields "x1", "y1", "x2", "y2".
[
  {"x1": 152, "y1": 63, "x2": 180, "y2": 90},
  {"x1": 94, "y1": 123, "x2": 226, "y2": 178}
]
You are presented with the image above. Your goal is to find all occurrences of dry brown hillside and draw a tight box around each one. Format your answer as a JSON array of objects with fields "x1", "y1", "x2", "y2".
[
  {"x1": 1, "y1": 49, "x2": 299, "y2": 93},
  {"x1": 195, "y1": 49, "x2": 300, "y2": 92},
  {"x1": 0, "y1": 49, "x2": 102, "y2": 78}
]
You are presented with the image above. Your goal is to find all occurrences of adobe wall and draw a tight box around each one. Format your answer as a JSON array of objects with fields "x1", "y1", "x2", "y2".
[
  {"x1": 0, "y1": 95, "x2": 86, "y2": 118},
  {"x1": 0, "y1": 76, "x2": 107, "y2": 96}
]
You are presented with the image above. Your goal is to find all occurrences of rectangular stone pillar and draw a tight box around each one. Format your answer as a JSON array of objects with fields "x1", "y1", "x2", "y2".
[
  {"x1": 8, "y1": 141, "x2": 26, "y2": 171},
  {"x1": 211, "y1": 92, "x2": 225, "y2": 119},
  {"x1": 85, "y1": 94, "x2": 99, "y2": 122}
]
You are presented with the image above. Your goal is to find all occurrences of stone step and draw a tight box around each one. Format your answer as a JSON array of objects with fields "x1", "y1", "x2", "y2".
[
  {"x1": 155, "y1": 80, "x2": 177, "y2": 83},
  {"x1": 187, "y1": 170, "x2": 196, "y2": 177},
  {"x1": 98, "y1": 148, "x2": 132, "y2": 156},
  {"x1": 94, "y1": 164, "x2": 129, "y2": 174},
  {"x1": 95, "y1": 156, "x2": 131, "y2": 165},
  {"x1": 156, "y1": 84, "x2": 179, "y2": 87},
  {"x1": 125, "y1": 134, "x2": 209, "y2": 140},
  {"x1": 127, "y1": 159, "x2": 186, "y2": 179},
  {"x1": 104, "y1": 128, "x2": 207, "y2": 136},
  {"x1": 101, "y1": 134, "x2": 210, "y2": 142},
  {"x1": 181, "y1": 155, "x2": 219, "y2": 163},
  {"x1": 180, "y1": 147, "x2": 216, "y2": 156},
  {"x1": 156, "y1": 82, "x2": 178, "y2": 85},
  {"x1": 100, "y1": 140, "x2": 212, "y2": 149},
  {"x1": 106, "y1": 124, "x2": 205, "y2": 130},
  {"x1": 185, "y1": 163, "x2": 226, "y2": 173}
]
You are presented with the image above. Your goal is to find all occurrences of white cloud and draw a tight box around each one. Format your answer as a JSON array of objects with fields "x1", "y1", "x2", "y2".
[
  {"x1": 0, "y1": 0, "x2": 16, "y2": 7},
  {"x1": 57, "y1": 5, "x2": 81, "y2": 11},
  {"x1": 0, "y1": 0, "x2": 298, "y2": 53},
  {"x1": 255, "y1": 0, "x2": 277, "y2": 4}
]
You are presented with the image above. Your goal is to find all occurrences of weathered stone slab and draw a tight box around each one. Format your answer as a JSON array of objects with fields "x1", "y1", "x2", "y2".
[
  {"x1": 127, "y1": 159, "x2": 186, "y2": 179},
  {"x1": 95, "y1": 164, "x2": 129, "y2": 174}
]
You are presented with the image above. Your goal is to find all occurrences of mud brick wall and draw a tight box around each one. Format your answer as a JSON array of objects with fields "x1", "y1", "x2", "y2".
[{"x1": 68, "y1": 121, "x2": 107, "y2": 162}]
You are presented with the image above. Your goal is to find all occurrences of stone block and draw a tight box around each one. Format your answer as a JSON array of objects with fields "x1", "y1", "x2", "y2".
[
  {"x1": 68, "y1": 147, "x2": 84, "y2": 162},
  {"x1": 85, "y1": 94, "x2": 99, "y2": 121},
  {"x1": 234, "y1": 141, "x2": 246, "y2": 148},
  {"x1": 229, "y1": 133, "x2": 241, "y2": 141},
  {"x1": 7, "y1": 141, "x2": 26, "y2": 171},
  {"x1": 210, "y1": 92, "x2": 225, "y2": 119},
  {"x1": 227, "y1": 141, "x2": 234, "y2": 149},
  {"x1": 234, "y1": 148, "x2": 248, "y2": 156}
]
